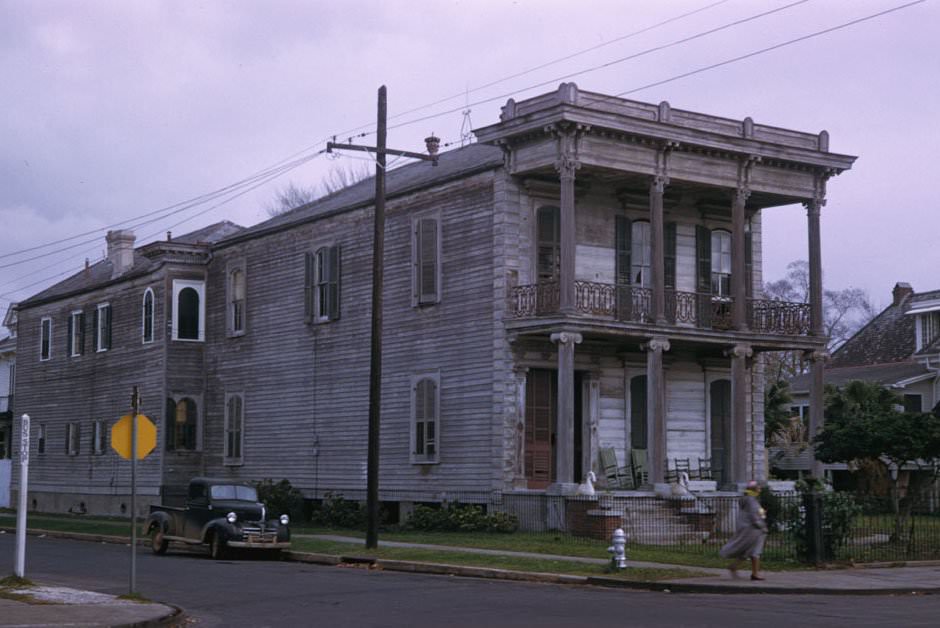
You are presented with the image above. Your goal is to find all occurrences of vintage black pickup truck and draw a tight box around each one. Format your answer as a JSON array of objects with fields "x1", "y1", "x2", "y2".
[{"x1": 146, "y1": 477, "x2": 291, "y2": 559}]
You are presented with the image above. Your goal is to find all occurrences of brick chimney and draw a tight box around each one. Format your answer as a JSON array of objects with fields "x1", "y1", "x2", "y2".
[
  {"x1": 892, "y1": 282, "x2": 913, "y2": 307},
  {"x1": 106, "y1": 230, "x2": 136, "y2": 278}
]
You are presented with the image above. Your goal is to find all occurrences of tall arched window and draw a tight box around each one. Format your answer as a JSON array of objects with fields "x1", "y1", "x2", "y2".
[
  {"x1": 172, "y1": 279, "x2": 205, "y2": 341},
  {"x1": 166, "y1": 397, "x2": 197, "y2": 451},
  {"x1": 536, "y1": 206, "x2": 560, "y2": 282},
  {"x1": 411, "y1": 373, "x2": 440, "y2": 463},
  {"x1": 710, "y1": 230, "x2": 732, "y2": 297},
  {"x1": 224, "y1": 393, "x2": 244, "y2": 464},
  {"x1": 142, "y1": 288, "x2": 154, "y2": 343}
]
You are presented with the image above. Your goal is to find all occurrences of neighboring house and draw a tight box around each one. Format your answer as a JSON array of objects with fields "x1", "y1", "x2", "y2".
[
  {"x1": 785, "y1": 283, "x2": 940, "y2": 481},
  {"x1": 0, "y1": 304, "x2": 17, "y2": 508},
  {"x1": 11, "y1": 83, "x2": 855, "y2": 516}
]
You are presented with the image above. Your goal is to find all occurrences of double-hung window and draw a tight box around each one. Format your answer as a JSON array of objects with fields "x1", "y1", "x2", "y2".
[
  {"x1": 224, "y1": 393, "x2": 244, "y2": 465},
  {"x1": 94, "y1": 303, "x2": 112, "y2": 351},
  {"x1": 411, "y1": 372, "x2": 440, "y2": 464},
  {"x1": 305, "y1": 246, "x2": 340, "y2": 322},
  {"x1": 630, "y1": 221, "x2": 652, "y2": 287},
  {"x1": 69, "y1": 310, "x2": 85, "y2": 356},
  {"x1": 413, "y1": 214, "x2": 441, "y2": 305},
  {"x1": 710, "y1": 230, "x2": 732, "y2": 298},
  {"x1": 536, "y1": 206, "x2": 560, "y2": 283},
  {"x1": 40, "y1": 317, "x2": 52, "y2": 361},
  {"x1": 230, "y1": 268, "x2": 246, "y2": 335}
]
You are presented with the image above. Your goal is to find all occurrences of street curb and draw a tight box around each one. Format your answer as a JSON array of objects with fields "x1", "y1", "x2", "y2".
[
  {"x1": 8, "y1": 527, "x2": 940, "y2": 596},
  {"x1": 115, "y1": 602, "x2": 184, "y2": 628}
]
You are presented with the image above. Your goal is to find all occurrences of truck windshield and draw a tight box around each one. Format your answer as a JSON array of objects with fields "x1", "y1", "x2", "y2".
[{"x1": 210, "y1": 485, "x2": 258, "y2": 502}]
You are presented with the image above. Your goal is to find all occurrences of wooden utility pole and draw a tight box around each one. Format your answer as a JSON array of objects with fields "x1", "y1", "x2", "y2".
[{"x1": 327, "y1": 87, "x2": 438, "y2": 549}]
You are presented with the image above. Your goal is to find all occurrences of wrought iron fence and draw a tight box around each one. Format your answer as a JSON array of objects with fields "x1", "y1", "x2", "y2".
[
  {"x1": 748, "y1": 298, "x2": 811, "y2": 336},
  {"x1": 508, "y1": 282, "x2": 559, "y2": 317}
]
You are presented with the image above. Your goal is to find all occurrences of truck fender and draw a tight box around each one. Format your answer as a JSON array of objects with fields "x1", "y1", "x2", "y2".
[
  {"x1": 202, "y1": 519, "x2": 234, "y2": 544},
  {"x1": 147, "y1": 511, "x2": 171, "y2": 534}
]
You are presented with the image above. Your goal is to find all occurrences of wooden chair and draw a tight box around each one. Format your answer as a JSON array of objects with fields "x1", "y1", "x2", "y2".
[
  {"x1": 631, "y1": 449, "x2": 649, "y2": 487},
  {"x1": 697, "y1": 457, "x2": 713, "y2": 481},
  {"x1": 674, "y1": 457, "x2": 692, "y2": 481},
  {"x1": 664, "y1": 459, "x2": 677, "y2": 483},
  {"x1": 599, "y1": 446, "x2": 634, "y2": 489}
]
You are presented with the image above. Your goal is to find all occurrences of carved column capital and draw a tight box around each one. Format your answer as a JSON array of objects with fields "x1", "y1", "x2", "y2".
[
  {"x1": 650, "y1": 175, "x2": 669, "y2": 194},
  {"x1": 550, "y1": 332, "x2": 583, "y2": 346},
  {"x1": 803, "y1": 349, "x2": 831, "y2": 364},
  {"x1": 724, "y1": 343, "x2": 754, "y2": 360},
  {"x1": 640, "y1": 336, "x2": 671, "y2": 353}
]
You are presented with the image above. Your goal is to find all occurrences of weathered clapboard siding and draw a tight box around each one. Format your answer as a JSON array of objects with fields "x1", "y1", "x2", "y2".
[
  {"x1": 199, "y1": 172, "x2": 499, "y2": 497},
  {"x1": 12, "y1": 271, "x2": 168, "y2": 515},
  {"x1": 665, "y1": 361, "x2": 708, "y2": 463}
]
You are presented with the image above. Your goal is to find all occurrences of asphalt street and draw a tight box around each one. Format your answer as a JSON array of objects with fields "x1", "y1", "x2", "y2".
[{"x1": 2, "y1": 534, "x2": 939, "y2": 628}]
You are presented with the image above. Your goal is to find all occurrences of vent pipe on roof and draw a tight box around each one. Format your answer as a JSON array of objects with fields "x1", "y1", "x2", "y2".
[
  {"x1": 893, "y1": 282, "x2": 913, "y2": 307},
  {"x1": 106, "y1": 230, "x2": 136, "y2": 278}
]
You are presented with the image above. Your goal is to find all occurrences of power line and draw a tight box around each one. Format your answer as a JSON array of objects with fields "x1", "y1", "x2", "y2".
[
  {"x1": 324, "y1": 0, "x2": 734, "y2": 142},
  {"x1": 382, "y1": 0, "x2": 812, "y2": 134}
]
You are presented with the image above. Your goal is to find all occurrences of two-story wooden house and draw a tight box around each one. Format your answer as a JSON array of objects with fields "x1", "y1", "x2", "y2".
[{"x1": 12, "y1": 84, "x2": 855, "y2": 515}]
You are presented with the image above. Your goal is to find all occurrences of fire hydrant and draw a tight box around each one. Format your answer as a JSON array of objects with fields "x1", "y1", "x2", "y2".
[{"x1": 607, "y1": 527, "x2": 628, "y2": 569}]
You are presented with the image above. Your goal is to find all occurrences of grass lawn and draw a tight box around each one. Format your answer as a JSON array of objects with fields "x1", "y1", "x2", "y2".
[
  {"x1": 290, "y1": 537, "x2": 710, "y2": 581},
  {"x1": 0, "y1": 510, "x2": 802, "y2": 570},
  {"x1": 297, "y1": 526, "x2": 805, "y2": 571}
]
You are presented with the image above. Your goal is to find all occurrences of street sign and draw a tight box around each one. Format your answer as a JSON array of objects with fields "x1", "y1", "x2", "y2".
[
  {"x1": 111, "y1": 414, "x2": 156, "y2": 460},
  {"x1": 20, "y1": 414, "x2": 30, "y2": 465}
]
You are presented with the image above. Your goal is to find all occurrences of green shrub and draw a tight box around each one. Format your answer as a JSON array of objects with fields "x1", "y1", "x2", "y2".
[
  {"x1": 781, "y1": 488, "x2": 862, "y2": 562},
  {"x1": 406, "y1": 503, "x2": 518, "y2": 533},
  {"x1": 255, "y1": 479, "x2": 305, "y2": 522},
  {"x1": 309, "y1": 492, "x2": 367, "y2": 529}
]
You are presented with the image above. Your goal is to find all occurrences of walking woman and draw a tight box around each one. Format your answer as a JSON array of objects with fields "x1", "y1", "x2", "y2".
[{"x1": 720, "y1": 480, "x2": 768, "y2": 580}]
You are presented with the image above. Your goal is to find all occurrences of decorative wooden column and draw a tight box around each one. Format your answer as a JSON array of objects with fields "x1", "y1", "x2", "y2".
[
  {"x1": 805, "y1": 349, "x2": 829, "y2": 478},
  {"x1": 806, "y1": 194, "x2": 825, "y2": 337},
  {"x1": 555, "y1": 130, "x2": 580, "y2": 315},
  {"x1": 731, "y1": 187, "x2": 750, "y2": 330},
  {"x1": 650, "y1": 176, "x2": 667, "y2": 325},
  {"x1": 551, "y1": 332, "x2": 582, "y2": 487},
  {"x1": 642, "y1": 336, "x2": 670, "y2": 484},
  {"x1": 727, "y1": 343, "x2": 753, "y2": 485}
]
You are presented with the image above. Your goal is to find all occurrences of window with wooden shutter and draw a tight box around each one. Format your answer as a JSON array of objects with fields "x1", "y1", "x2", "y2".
[
  {"x1": 411, "y1": 373, "x2": 440, "y2": 463},
  {"x1": 230, "y1": 269, "x2": 245, "y2": 334},
  {"x1": 630, "y1": 221, "x2": 651, "y2": 287},
  {"x1": 314, "y1": 245, "x2": 341, "y2": 322},
  {"x1": 413, "y1": 217, "x2": 440, "y2": 305},
  {"x1": 710, "y1": 230, "x2": 732, "y2": 297},
  {"x1": 536, "y1": 206, "x2": 560, "y2": 282},
  {"x1": 166, "y1": 397, "x2": 198, "y2": 451},
  {"x1": 304, "y1": 252, "x2": 314, "y2": 323},
  {"x1": 69, "y1": 310, "x2": 84, "y2": 357},
  {"x1": 95, "y1": 303, "x2": 111, "y2": 351},
  {"x1": 224, "y1": 393, "x2": 244, "y2": 465}
]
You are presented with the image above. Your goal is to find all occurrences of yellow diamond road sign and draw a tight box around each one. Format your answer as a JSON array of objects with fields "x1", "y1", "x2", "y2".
[{"x1": 111, "y1": 414, "x2": 157, "y2": 460}]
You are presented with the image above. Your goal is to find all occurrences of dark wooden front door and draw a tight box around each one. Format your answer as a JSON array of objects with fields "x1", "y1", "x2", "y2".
[
  {"x1": 525, "y1": 369, "x2": 556, "y2": 489},
  {"x1": 710, "y1": 379, "x2": 732, "y2": 486}
]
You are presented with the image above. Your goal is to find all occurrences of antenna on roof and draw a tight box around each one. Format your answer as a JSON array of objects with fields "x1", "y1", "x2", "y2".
[
  {"x1": 460, "y1": 83, "x2": 474, "y2": 147},
  {"x1": 166, "y1": 231, "x2": 172, "y2": 242}
]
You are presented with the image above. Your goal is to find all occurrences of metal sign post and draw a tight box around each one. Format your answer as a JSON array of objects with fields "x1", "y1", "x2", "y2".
[
  {"x1": 130, "y1": 387, "x2": 139, "y2": 595},
  {"x1": 14, "y1": 414, "x2": 30, "y2": 578}
]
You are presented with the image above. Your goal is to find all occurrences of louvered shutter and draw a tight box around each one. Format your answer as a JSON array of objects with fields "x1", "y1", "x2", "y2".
[
  {"x1": 664, "y1": 222, "x2": 677, "y2": 289},
  {"x1": 104, "y1": 305, "x2": 112, "y2": 350},
  {"x1": 67, "y1": 314, "x2": 73, "y2": 355},
  {"x1": 93, "y1": 307, "x2": 99, "y2": 351},
  {"x1": 418, "y1": 218, "x2": 438, "y2": 304},
  {"x1": 615, "y1": 216, "x2": 633, "y2": 321},
  {"x1": 304, "y1": 252, "x2": 314, "y2": 323},
  {"x1": 78, "y1": 312, "x2": 85, "y2": 354},
  {"x1": 696, "y1": 225, "x2": 712, "y2": 294},
  {"x1": 329, "y1": 245, "x2": 341, "y2": 320}
]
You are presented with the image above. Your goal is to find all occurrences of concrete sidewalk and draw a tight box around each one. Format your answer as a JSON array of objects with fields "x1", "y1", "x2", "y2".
[
  {"x1": 0, "y1": 583, "x2": 179, "y2": 627},
  {"x1": 299, "y1": 533, "x2": 940, "y2": 594}
]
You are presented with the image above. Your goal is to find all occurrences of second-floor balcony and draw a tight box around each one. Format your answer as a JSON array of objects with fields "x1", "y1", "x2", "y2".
[{"x1": 509, "y1": 281, "x2": 812, "y2": 337}]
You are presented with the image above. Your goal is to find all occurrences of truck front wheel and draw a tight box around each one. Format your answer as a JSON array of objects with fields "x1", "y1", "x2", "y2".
[
  {"x1": 150, "y1": 527, "x2": 168, "y2": 555},
  {"x1": 209, "y1": 532, "x2": 227, "y2": 560}
]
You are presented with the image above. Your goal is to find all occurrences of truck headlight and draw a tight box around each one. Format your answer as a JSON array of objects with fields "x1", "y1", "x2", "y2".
[
  {"x1": 226, "y1": 512, "x2": 237, "y2": 524},
  {"x1": 280, "y1": 514, "x2": 289, "y2": 526}
]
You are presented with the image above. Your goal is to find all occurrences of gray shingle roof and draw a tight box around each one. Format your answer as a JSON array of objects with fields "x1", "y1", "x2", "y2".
[
  {"x1": 789, "y1": 360, "x2": 929, "y2": 394},
  {"x1": 219, "y1": 143, "x2": 504, "y2": 245},
  {"x1": 829, "y1": 299, "x2": 914, "y2": 368},
  {"x1": 19, "y1": 221, "x2": 243, "y2": 308}
]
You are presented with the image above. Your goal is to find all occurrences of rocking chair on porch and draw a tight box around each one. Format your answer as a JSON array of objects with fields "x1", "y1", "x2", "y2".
[{"x1": 599, "y1": 447, "x2": 635, "y2": 489}]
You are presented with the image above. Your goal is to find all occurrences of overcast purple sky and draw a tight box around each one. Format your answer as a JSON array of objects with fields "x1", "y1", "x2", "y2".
[{"x1": 2, "y1": 0, "x2": 937, "y2": 317}]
